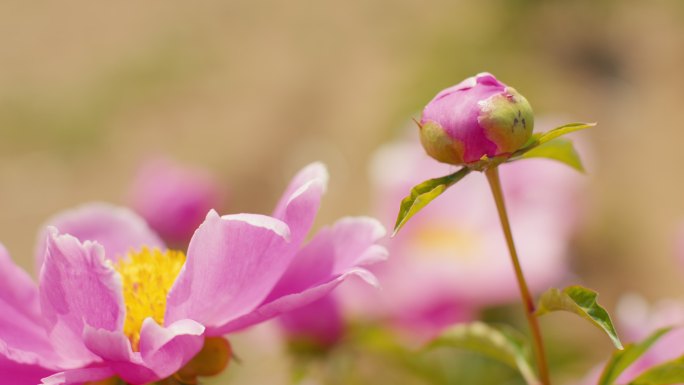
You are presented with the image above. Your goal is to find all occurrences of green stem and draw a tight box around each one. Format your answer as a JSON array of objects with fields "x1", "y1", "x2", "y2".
[{"x1": 484, "y1": 166, "x2": 551, "y2": 385}]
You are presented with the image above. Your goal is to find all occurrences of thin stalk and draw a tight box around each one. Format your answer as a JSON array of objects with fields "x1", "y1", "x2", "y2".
[{"x1": 484, "y1": 166, "x2": 551, "y2": 385}]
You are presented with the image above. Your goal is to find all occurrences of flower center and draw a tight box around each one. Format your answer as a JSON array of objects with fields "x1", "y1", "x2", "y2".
[
  {"x1": 407, "y1": 223, "x2": 482, "y2": 261},
  {"x1": 113, "y1": 247, "x2": 186, "y2": 351}
]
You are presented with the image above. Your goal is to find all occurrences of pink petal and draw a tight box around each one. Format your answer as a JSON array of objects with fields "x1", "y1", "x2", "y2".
[
  {"x1": 138, "y1": 319, "x2": 204, "y2": 379},
  {"x1": 209, "y1": 217, "x2": 386, "y2": 335},
  {"x1": 1, "y1": 356, "x2": 55, "y2": 385},
  {"x1": 269, "y1": 217, "x2": 387, "y2": 298},
  {"x1": 0, "y1": 244, "x2": 62, "y2": 370},
  {"x1": 39, "y1": 229, "x2": 124, "y2": 366},
  {"x1": 82, "y1": 327, "x2": 156, "y2": 384},
  {"x1": 326, "y1": 217, "x2": 387, "y2": 271},
  {"x1": 35, "y1": 203, "x2": 165, "y2": 268},
  {"x1": 0, "y1": 243, "x2": 41, "y2": 323},
  {"x1": 166, "y1": 211, "x2": 292, "y2": 332},
  {"x1": 41, "y1": 366, "x2": 114, "y2": 385},
  {"x1": 272, "y1": 162, "x2": 328, "y2": 247},
  {"x1": 209, "y1": 268, "x2": 375, "y2": 335},
  {"x1": 82, "y1": 319, "x2": 204, "y2": 384}
]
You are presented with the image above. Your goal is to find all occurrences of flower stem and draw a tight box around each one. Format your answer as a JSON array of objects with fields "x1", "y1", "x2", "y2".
[{"x1": 484, "y1": 166, "x2": 551, "y2": 385}]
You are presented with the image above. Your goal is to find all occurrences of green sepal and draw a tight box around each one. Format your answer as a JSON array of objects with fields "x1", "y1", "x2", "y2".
[
  {"x1": 519, "y1": 138, "x2": 585, "y2": 172},
  {"x1": 599, "y1": 328, "x2": 672, "y2": 385},
  {"x1": 536, "y1": 285, "x2": 623, "y2": 350},
  {"x1": 429, "y1": 322, "x2": 539, "y2": 385},
  {"x1": 629, "y1": 355, "x2": 684, "y2": 385},
  {"x1": 392, "y1": 167, "x2": 471, "y2": 236}
]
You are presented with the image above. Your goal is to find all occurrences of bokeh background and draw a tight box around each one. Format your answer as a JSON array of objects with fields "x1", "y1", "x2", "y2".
[{"x1": 2, "y1": 1, "x2": 684, "y2": 384}]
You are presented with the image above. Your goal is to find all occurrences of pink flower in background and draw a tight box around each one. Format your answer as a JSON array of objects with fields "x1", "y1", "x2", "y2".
[
  {"x1": 2, "y1": 162, "x2": 386, "y2": 385},
  {"x1": 577, "y1": 295, "x2": 684, "y2": 385},
  {"x1": 128, "y1": 157, "x2": 223, "y2": 245},
  {"x1": 615, "y1": 296, "x2": 684, "y2": 382},
  {"x1": 340, "y1": 132, "x2": 585, "y2": 339}
]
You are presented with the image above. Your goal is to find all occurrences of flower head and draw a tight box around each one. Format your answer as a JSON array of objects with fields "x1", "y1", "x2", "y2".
[
  {"x1": 420, "y1": 72, "x2": 534, "y2": 165},
  {"x1": 2, "y1": 162, "x2": 386, "y2": 385}
]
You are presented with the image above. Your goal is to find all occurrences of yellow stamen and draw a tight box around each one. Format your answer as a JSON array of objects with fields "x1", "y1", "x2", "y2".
[{"x1": 113, "y1": 247, "x2": 186, "y2": 351}]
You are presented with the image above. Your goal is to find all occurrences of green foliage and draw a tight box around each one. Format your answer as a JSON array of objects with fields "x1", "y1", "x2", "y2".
[
  {"x1": 536, "y1": 286, "x2": 623, "y2": 350},
  {"x1": 629, "y1": 356, "x2": 684, "y2": 385},
  {"x1": 429, "y1": 322, "x2": 539, "y2": 385},
  {"x1": 509, "y1": 123, "x2": 596, "y2": 160},
  {"x1": 536, "y1": 122, "x2": 596, "y2": 145},
  {"x1": 520, "y1": 138, "x2": 584, "y2": 172},
  {"x1": 392, "y1": 167, "x2": 471, "y2": 236},
  {"x1": 599, "y1": 328, "x2": 672, "y2": 385}
]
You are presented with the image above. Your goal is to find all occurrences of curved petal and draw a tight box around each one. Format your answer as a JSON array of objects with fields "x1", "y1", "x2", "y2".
[
  {"x1": 326, "y1": 217, "x2": 387, "y2": 271},
  {"x1": 39, "y1": 229, "x2": 124, "y2": 366},
  {"x1": 1, "y1": 355, "x2": 55, "y2": 385},
  {"x1": 166, "y1": 211, "x2": 292, "y2": 331},
  {"x1": 209, "y1": 268, "x2": 376, "y2": 335},
  {"x1": 81, "y1": 327, "x2": 156, "y2": 384},
  {"x1": 0, "y1": 244, "x2": 63, "y2": 370},
  {"x1": 139, "y1": 319, "x2": 204, "y2": 379},
  {"x1": 35, "y1": 203, "x2": 165, "y2": 268},
  {"x1": 272, "y1": 162, "x2": 328, "y2": 247},
  {"x1": 209, "y1": 217, "x2": 386, "y2": 335},
  {"x1": 269, "y1": 217, "x2": 387, "y2": 298},
  {"x1": 0, "y1": 243, "x2": 40, "y2": 321},
  {"x1": 41, "y1": 366, "x2": 114, "y2": 385},
  {"x1": 82, "y1": 319, "x2": 204, "y2": 384}
]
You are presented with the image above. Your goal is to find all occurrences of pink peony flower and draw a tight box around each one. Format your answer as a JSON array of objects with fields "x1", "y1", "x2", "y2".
[
  {"x1": 577, "y1": 296, "x2": 684, "y2": 385},
  {"x1": 127, "y1": 157, "x2": 224, "y2": 245},
  {"x1": 340, "y1": 133, "x2": 584, "y2": 339},
  {"x1": 1, "y1": 162, "x2": 387, "y2": 384},
  {"x1": 419, "y1": 72, "x2": 534, "y2": 165}
]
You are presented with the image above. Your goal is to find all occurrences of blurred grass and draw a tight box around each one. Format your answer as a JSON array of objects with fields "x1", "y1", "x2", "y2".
[{"x1": 0, "y1": 35, "x2": 210, "y2": 154}]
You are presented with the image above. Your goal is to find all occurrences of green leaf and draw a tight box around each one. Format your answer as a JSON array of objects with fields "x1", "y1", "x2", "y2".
[
  {"x1": 536, "y1": 286, "x2": 623, "y2": 350},
  {"x1": 513, "y1": 122, "x2": 595, "y2": 158},
  {"x1": 520, "y1": 138, "x2": 585, "y2": 172},
  {"x1": 599, "y1": 328, "x2": 672, "y2": 385},
  {"x1": 429, "y1": 322, "x2": 539, "y2": 385},
  {"x1": 392, "y1": 167, "x2": 471, "y2": 236},
  {"x1": 537, "y1": 122, "x2": 596, "y2": 145},
  {"x1": 629, "y1": 356, "x2": 684, "y2": 385}
]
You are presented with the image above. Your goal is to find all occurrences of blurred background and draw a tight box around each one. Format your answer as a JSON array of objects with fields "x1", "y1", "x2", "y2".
[{"x1": 2, "y1": 0, "x2": 684, "y2": 384}]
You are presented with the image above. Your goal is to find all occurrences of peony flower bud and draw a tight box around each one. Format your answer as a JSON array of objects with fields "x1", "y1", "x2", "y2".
[{"x1": 419, "y1": 72, "x2": 534, "y2": 165}]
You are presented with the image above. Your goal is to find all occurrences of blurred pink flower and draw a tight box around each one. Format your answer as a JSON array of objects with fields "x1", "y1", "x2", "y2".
[
  {"x1": 578, "y1": 295, "x2": 684, "y2": 385},
  {"x1": 128, "y1": 157, "x2": 224, "y2": 245},
  {"x1": 2, "y1": 162, "x2": 386, "y2": 385},
  {"x1": 340, "y1": 133, "x2": 585, "y2": 339}
]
